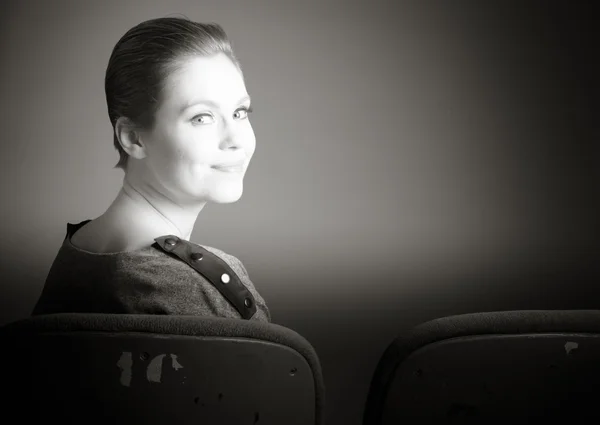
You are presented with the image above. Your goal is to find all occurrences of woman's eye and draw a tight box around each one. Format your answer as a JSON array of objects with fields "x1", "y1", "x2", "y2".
[
  {"x1": 234, "y1": 106, "x2": 253, "y2": 120},
  {"x1": 192, "y1": 107, "x2": 252, "y2": 124},
  {"x1": 192, "y1": 114, "x2": 215, "y2": 125}
]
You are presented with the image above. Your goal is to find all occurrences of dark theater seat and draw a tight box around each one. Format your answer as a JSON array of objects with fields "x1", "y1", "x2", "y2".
[
  {"x1": 363, "y1": 310, "x2": 600, "y2": 425},
  {"x1": 0, "y1": 313, "x2": 325, "y2": 425}
]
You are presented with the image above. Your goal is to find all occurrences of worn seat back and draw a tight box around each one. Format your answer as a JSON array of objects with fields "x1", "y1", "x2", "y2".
[
  {"x1": 1, "y1": 313, "x2": 325, "y2": 425},
  {"x1": 363, "y1": 310, "x2": 600, "y2": 424}
]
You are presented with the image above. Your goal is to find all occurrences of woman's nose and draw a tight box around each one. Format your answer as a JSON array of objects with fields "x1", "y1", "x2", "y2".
[
  {"x1": 218, "y1": 122, "x2": 247, "y2": 151},
  {"x1": 219, "y1": 135, "x2": 240, "y2": 151}
]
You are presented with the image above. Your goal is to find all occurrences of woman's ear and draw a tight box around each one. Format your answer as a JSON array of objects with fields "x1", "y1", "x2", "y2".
[{"x1": 115, "y1": 117, "x2": 147, "y2": 160}]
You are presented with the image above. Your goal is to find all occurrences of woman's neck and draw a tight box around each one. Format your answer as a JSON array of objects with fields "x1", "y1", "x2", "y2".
[{"x1": 102, "y1": 178, "x2": 204, "y2": 242}]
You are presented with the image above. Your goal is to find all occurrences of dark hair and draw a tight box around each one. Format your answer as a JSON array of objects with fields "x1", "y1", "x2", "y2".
[{"x1": 105, "y1": 17, "x2": 241, "y2": 170}]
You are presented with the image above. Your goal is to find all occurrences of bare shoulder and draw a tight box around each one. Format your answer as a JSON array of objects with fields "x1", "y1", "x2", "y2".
[
  {"x1": 70, "y1": 217, "x2": 140, "y2": 253},
  {"x1": 70, "y1": 219, "x2": 106, "y2": 252}
]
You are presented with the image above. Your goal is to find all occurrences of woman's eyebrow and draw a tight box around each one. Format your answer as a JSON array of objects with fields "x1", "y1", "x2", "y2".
[{"x1": 181, "y1": 95, "x2": 251, "y2": 112}]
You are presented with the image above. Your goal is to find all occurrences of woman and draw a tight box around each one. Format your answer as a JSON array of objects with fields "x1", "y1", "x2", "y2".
[{"x1": 32, "y1": 17, "x2": 271, "y2": 322}]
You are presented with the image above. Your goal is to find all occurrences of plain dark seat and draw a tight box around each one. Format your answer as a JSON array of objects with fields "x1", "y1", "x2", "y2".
[
  {"x1": 0, "y1": 313, "x2": 325, "y2": 425},
  {"x1": 363, "y1": 310, "x2": 600, "y2": 425}
]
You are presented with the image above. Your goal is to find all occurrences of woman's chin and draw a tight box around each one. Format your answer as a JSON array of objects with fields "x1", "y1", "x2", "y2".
[{"x1": 209, "y1": 188, "x2": 244, "y2": 204}]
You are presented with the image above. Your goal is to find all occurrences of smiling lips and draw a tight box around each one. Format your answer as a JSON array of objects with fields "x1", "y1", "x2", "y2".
[{"x1": 212, "y1": 162, "x2": 245, "y2": 173}]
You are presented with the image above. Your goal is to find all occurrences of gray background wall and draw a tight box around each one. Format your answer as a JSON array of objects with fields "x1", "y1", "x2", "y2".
[{"x1": 1, "y1": 1, "x2": 597, "y2": 424}]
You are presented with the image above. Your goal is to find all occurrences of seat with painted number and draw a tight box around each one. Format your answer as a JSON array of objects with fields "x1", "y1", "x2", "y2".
[
  {"x1": 363, "y1": 310, "x2": 600, "y2": 425},
  {"x1": 0, "y1": 313, "x2": 325, "y2": 425}
]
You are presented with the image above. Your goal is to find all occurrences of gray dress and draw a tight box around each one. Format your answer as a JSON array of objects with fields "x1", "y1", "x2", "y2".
[{"x1": 32, "y1": 220, "x2": 271, "y2": 322}]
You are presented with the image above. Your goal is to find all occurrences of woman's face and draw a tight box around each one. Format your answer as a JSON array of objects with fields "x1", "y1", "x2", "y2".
[{"x1": 137, "y1": 53, "x2": 256, "y2": 205}]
